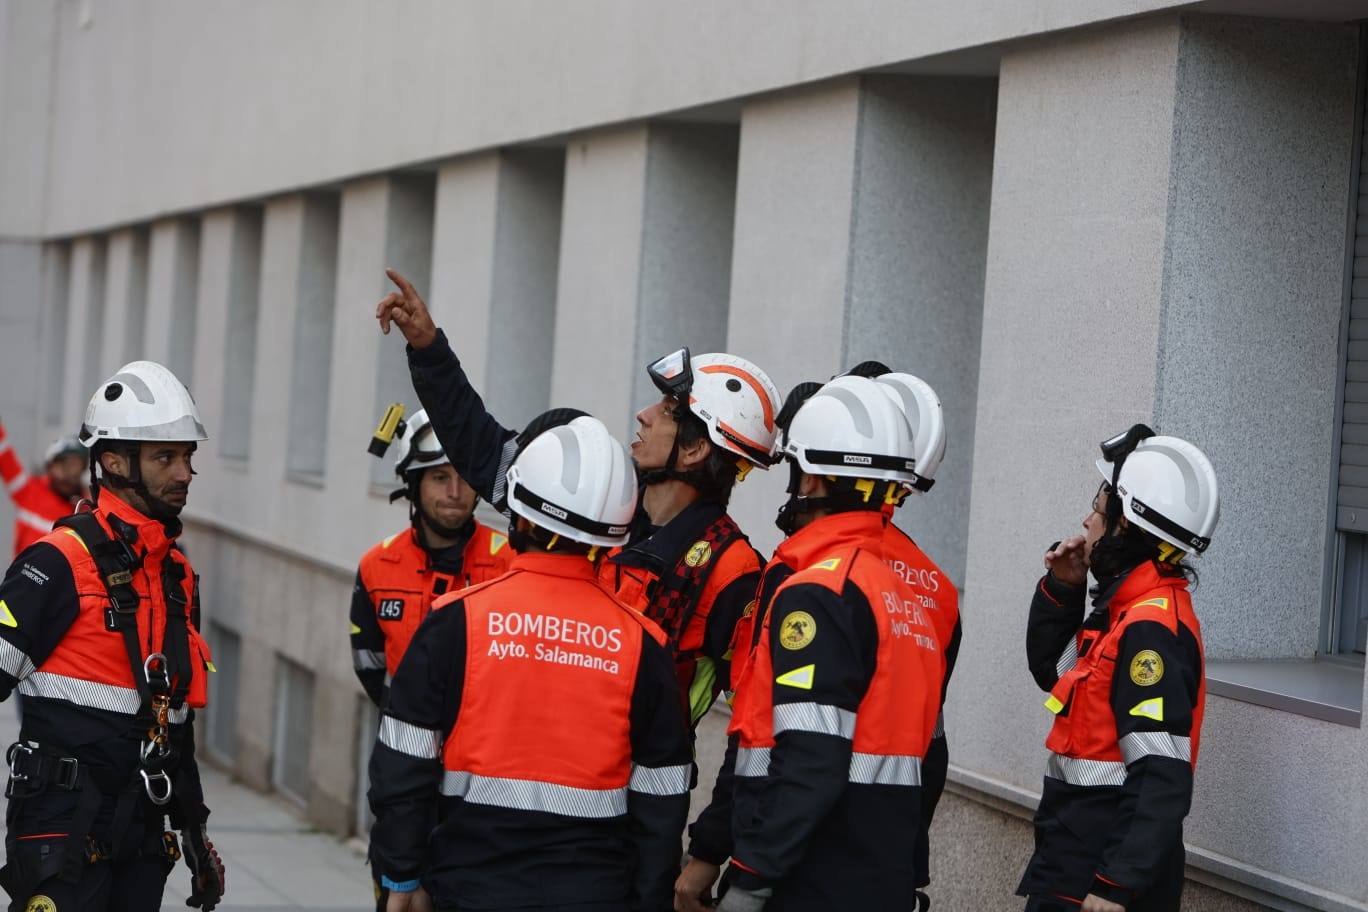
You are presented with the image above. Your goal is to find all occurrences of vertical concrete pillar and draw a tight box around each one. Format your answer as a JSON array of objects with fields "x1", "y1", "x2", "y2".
[
  {"x1": 726, "y1": 76, "x2": 996, "y2": 559},
  {"x1": 431, "y1": 149, "x2": 565, "y2": 431},
  {"x1": 101, "y1": 227, "x2": 151, "y2": 369},
  {"x1": 955, "y1": 17, "x2": 1183, "y2": 792},
  {"x1": 551, "y1": 123, "x2": 740, "y2": 437},
  {"x1": 63, "y1": 236, "x2": 108, "y2": 423},
  {"x1": 191, "y1": 208, "x2": 250, "y2": 476},
  {"x1": 38, "y1": 242, "x2": 71, "y2": 438},
  {"x1": 0, "y1": 240, "x2": 44, "y2": 558},
  {"x1": 145, "y1": 218, "x2": 202, "y2": 383}
]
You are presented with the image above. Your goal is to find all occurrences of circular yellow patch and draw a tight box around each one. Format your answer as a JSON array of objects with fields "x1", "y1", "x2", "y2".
[
  {"x1": 684, "y1": 541, "x2": 713, "y2": 568},
  {"x1": 26, "y1": 896, "x2": 57, "y2": 912},
  {"x1": 1130, "y1": 650, "x2": 1164, "y2": 687},
  {"x1": 779, "y1": 611, "x2": 816, "y2": 650}
]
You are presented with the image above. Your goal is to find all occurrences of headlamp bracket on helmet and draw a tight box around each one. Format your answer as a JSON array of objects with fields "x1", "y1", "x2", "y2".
[
  {"x1": 1099, "y1": 423, "x2": 1156, "y2": 467},
  {"x1": 647, "y1": 347, "x2": 694, "y2": 401}
]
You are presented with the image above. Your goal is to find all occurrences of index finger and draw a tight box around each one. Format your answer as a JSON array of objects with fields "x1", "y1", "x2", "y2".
[{"x1": 386, "y1": 267, "x2": 419, "y2": 301}]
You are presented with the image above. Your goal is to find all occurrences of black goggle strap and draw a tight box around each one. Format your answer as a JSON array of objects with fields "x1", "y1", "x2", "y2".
[
  {"x1": 1126, "y1": 495, "x2": 1209, "y2": 554},
  {"x1": 509, "y1": 482, "x2": 630, "y2": 540}
]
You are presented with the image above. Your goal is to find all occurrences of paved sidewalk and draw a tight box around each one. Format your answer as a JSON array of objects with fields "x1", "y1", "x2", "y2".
[{"x1": 0, "y1": 702, "x2": 374, "y2": 911}]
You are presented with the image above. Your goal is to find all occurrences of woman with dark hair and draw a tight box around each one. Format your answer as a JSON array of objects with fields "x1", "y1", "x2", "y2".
[{"x1": 1019, "y1": 425, "x2": 1220, "y2": 912}]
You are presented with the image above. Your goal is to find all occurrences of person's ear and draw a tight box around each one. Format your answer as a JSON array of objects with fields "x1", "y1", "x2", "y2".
[
  {"x1": 676, "y1": 435, "x2": 711, "y2": 471},
  {"x1": 798, "y1": 473, "x2": 826, "y2": 498},
  {"x1": 100, "y1": 449, "x2": 128, "y2": 479}
]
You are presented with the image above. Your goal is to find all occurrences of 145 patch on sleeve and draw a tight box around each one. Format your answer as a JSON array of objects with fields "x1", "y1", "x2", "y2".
[{"x1": 378, "y1": 599, "x2": 405, "y2": 620}]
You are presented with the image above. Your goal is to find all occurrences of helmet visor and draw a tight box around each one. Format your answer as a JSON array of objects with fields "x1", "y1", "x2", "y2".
[{"x1": 647, "y1": 348, "x2": 693, "y2": 399}]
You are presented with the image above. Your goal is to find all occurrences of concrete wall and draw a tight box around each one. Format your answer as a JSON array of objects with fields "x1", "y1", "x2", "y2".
[
  {"x1": 23, "y1": 0, "x2": 1200, "y2": 237},
  {"x1": 4, "y1": 5, "x2": 1368, "y2": 910}
]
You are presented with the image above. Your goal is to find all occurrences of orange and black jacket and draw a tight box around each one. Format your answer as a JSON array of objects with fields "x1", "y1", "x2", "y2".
[
  {"x1": 1020, "y1": 560, "x2": 1204, "y2": 910},
  {"x1": 350, "y1": 521, "x2": 511, "y2": 707},
  {"x1": 725, "y1": 511, "x2": 944, "y2": 912},
  {"x1": 0, "y1": 491, "x2": 211, "y2": 824},
  {"x1": 367, "y1": 550, "x2": 692, "y2": 910},
  {"x1": 0, "y1": 421, "x2": 77, "y2": 558},
  {"x1": 406, "y1": 330, "x2": 761, "y2": 724}
]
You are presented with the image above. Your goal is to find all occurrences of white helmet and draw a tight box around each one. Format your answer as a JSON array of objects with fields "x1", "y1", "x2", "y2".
[
  {"x1": 393, "y1": 408, "x2": 449, "y2": 478},
  {"x1": 1096, "y1": 435, "x2": 1219, "y2": 556},
  {"x1": 44, "y1": 435, "x2": 88, "y2": 466},
  {"x1": 647, "y1": 348, "x2": 782, "y2": 469},
  {"x1": 873, "y1": 373, "x2": 944, "y2": 494},
  {"x1": 505, "y1": 416, "x2": 638, "y2": 548},
  {"x1": 78, "y1": 361, "x2": 207, "y2": 446},
  {"x1": 783, "y1": 376, "x2": 918, "y2": 483}
]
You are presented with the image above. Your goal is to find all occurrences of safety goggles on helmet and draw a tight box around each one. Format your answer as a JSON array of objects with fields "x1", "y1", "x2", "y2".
[
  {"x1": 647, "y1": 348, "x2": 694, "y2": 400},
  {"x1": 1099, "y1": 423, "x2": 1155, "y2": 467},
  {"x1": 396, "y1": 417, "x2": 445, "y2": 477}
]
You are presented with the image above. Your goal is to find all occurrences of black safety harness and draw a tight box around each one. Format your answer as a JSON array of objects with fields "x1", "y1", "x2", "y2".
[{"x1": 0, "y1": 510, "x2": 195, "y2": 903}]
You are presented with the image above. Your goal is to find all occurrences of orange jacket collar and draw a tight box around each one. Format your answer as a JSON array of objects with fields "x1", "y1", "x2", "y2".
[
  {"x1": 1112, "y1": 560, "x2": 1188, "y2": 609},
  {"x1": 509, "y1": 549, "x2": 600, "y2": 581},
  {"x1": 96, "y1": 488, "x2": 177, "y2": 556},
  {"x1": 774, "y1": 510, "x2": 887, "y2": 570}
]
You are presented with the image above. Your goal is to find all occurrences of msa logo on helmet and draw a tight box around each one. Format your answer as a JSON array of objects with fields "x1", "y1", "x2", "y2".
[
  {"x1": 843, "y1": 455, "x2": 873, "y2": 466},
  {"x1": 378, "y1": 599, "x2": 404, "y2": 620},
  {"x1": 540, "y1": 503, "x2": 569, "y2": 521}
]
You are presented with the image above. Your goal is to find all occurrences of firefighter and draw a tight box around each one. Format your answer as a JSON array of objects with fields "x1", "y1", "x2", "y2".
[
  {"x1": 0, "y1": 361, "x2": 224, "y2": 911},
  {"x1": 0, "y1": 421, "x2": 87, "y2": 558},
  {"x1": 351, "y1": 407, "x2": 513, "y2": 709},
  {"x1": 368, "y1": 416, "x2": 692, "y2": 912},
  {"x1": 679, "y1": 367, "x2": 960, "y2": 912},
  {"x1": 375, "y1": 268, "x2": 781, "y2": 728},
  {"x1": 720, "y1": 375, "x2": 945, "y2": 912},
  {"x1": 1019, "y1": 425, "x2": 1219, "y2": 912}
]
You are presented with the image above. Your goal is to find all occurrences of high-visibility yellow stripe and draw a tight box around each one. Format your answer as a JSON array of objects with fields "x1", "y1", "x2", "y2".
[
  {"x1": 688, "y1": 657, "x2": 718, "y2": 725},
  {"x1": 1044, "y1": 695, "x2": 1065, "y2": 714}
]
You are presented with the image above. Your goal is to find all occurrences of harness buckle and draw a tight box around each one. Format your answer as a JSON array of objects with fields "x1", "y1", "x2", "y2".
[
  {"x1": 140, "y1": 768, "x2": 173, "y2": 805},
  {"x1": 53, "y1": 756, "x2": 79, "y2": 791},
  {"x1": 143, "y1": 653, "x2": 170, "y2": 695}
]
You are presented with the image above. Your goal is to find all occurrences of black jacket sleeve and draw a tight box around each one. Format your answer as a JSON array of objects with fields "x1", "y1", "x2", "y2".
[
  {"x1": 915, "y1": 616, "x2": 962, "y2": 888},
  {"x1": 0, "y1": 543, "x2": 80, "y2": 699},
  {"x1": 729, "y1": 580, "x2": 878, "y2": 892},
  {"x1": 368, "y1": 602, "x2": 467, "y2": 885},
  {"x1": 169, "y1": 713, "x2": 209, "y2": 830},
  {"x1": 627, "y1": 632, "x2": 694, "y2": 912},
  {"x1": 1090, "y1": 619, "x2": 1201, "y2": 906},
  {"x1": 1026, "y1": 571, "x2": 1087, "y2": 692},
  {"x1": 407, "y1": 330, "x2": 518, "y2": 512},
  {"x1": 703, "y1": 571, "x2": 759, "y2": 712},
  {"x1": 687, "y1": 731, "x2": 739, "y2": 866},
  {"x1": 349, "y1": 570, "x2": 387, "y2": 707}
]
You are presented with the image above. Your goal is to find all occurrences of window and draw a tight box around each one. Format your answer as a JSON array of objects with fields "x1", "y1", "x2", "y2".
[
  {"x1": 286, "y1": 193, "x2": 341, "y2": 480},
  {"x1": 354, "y1": 696, "x2": 379, "y2": 836},
  {"x1": 204, "y1": 622, "x2": 241, "y2": 762},
  {"x1": 1329, "y1": 41, "x2": 1368, "y2": 657},
  {"x1": 219, "y1": 207, "x2": 265, "y2": 461},
  {"x1": 371, "y1": 173, "x2": 436, "y2": 487},
  {"x1": 272, "y1": 656, "x2": 315, "y2": 805},
  {"x1": 167, "y1": 218, "x2": 201, "y2": 388},
  {"x1": 42, "y1": 242, "x2": 71, "y2": 424}
]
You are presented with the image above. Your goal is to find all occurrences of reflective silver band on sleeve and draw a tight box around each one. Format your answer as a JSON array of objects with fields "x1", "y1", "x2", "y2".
[
  {"x1": 1119, "y1": 731, "x2": 1191, "y2": 766},
  {"x1": 352, "y1": 649, "x2": 386, "y2": 672},
  {"x1": 441, "y1": 770, "x2": 627, "y2": 818},
  {"x1": 0, "y1": 639, "x2": 35, "y2": 681},
  {"x1": 378, "y1": 716, "x2": 442, "y2": 760},
  {"x1": 628, "y1": 763, "x2": 691, "y2": 796},
  {"x1": 772, "y1": 702, "x2": 856, "y2": 739},
  {"x1": 1045, "y1": 753, "x2": 1128, "y2": 787}
]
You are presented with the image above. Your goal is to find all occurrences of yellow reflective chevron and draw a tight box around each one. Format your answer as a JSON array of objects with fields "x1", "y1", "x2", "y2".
[
  {"x1": 1129, "y1": 697, "x2": 1164, "y2": 722},
  {"x1": 206, "y1": 661, "x2": 217, "y2": 673},
  {"x1": 349, "y1": 622, "x2": 363, "y2": 635},
  {"x1": 811, "y1": 558, "x2": 841, "y2": 572},
  {"x1": 776, "y1": 664, "x2": 815, "y2": 690},
  {"x1": 1044, "y1": 695, "x2": 1065, "y2": 714},
  {"x1": 0, "y1": 600, "x2": 16, "y2": 629},
  {"x1": 1133, "y1": 597, "x2": 1169, "y2": 612},
  {"x1": 490, "y1": 533, "x2": 509, "y2": 555}
]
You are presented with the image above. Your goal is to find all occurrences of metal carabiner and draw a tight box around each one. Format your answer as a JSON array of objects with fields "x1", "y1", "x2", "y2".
[
  {"x1": 140, "y1": 738, "x2": 170, "y2": 765},
  {"x1": 140, "y1": 768, "x2": 173, "y2": 805},
  {"x1": 143, "y1": 652, "x2": 170, "y2": 693}
]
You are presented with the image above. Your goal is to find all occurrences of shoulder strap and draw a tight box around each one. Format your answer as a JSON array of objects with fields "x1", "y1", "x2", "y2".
[
  {"x1": 160, "y1": 553, "x2": 194, "y2": 708},
  {"x1": 646, "y1": 515, "x2": 747, "y2": 647},
  {"x1": 53, "y1": 513, "x2": 153, "y2": 714}
]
